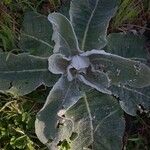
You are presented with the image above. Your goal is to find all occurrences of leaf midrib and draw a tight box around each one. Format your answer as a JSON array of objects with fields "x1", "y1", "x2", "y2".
[
  {"x1": 83, "y1": 93, "x2": 94, "y2": 144},
  {"x1": 0, "y1": 69, "x2": 48, "y2": 74},
  {"x1": 81, "y1": 0, "x2": 100, "y2": 50}
]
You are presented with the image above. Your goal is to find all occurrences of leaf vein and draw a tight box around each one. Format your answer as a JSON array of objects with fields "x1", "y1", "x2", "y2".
[{"x1": 22, "y1": 33, "x2": 53, "y2": 49}]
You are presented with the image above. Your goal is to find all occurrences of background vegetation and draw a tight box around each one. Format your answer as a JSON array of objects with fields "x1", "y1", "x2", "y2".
[{"x1": 0, "y1": 0, "x2": 150, "y2": 149}]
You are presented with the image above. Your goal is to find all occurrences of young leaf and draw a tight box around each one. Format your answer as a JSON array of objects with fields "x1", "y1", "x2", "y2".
[
  {"x1": 106, "y1": 32, "x2": 147, "y2": 58},
  {"x1": 47, "y1": 91, "x2": 125, "y2": 150},
  {"x1": 83, "y1": 49, "x2": 150, "y2": 88},
  {"x1": 48, "y1": 54, "x2": 70, "y2": 74},
  {"x1": 0, "y1": 53, "x2": 56, "y2": 95},
  {"x1": 48, "y1": 13, "x2": 80, "y2": 57},
  {"x1": 35, "y1": 76, "x2": 83, "y2": 145},
  {"x1": 19, "y1": 12, "x2": 54, "y2": 57},
  {"x1": 78, "y1": 68, "x2": 111, "y2": 94},
  {"x1": 70, "y1": 0, "x2": 118, "y2": 51}
]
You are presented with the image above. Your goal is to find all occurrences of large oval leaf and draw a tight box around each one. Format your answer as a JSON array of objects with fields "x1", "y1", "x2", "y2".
[
  {"x1": 70, "y1": 0, "x2": 118, "y2": 51},
  {"x1": 19, "y1": 12, "x2": 53, "y2": 57},
  {"x1": 0, "y1": 53, "x2": 56, "y2": 95},
  {"x1": 83, "y1": 50, "x2": 150, "y2": 88},
  {"x1": 47, "y1": 91, "x2": 125, "y2": 150},
  {"x1": 35, "y1": 76, "x2": 83, "y2": 145},
  {"x1": 105, "y1": 32, "x2": 150, "y2": 116},
  {"x1": 48, "y1": 13, "x2": 80, "y2": 57}
]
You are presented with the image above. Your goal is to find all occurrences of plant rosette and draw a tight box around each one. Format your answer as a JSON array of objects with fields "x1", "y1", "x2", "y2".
[{"x1": 0, "y1": 0, "x2": 150, "y2": 150}]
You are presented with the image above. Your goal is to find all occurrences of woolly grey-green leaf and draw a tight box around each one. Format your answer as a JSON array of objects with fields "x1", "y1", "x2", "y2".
[
  {"x1": 19, "y1": 12, "x2": 53, "y2": 57},
  {"x1": 105, "y1": 32, "x2": 150, "y2": 116},
  {"x1": 48, "y1": 13, "x2": 80, "y2": 57},
  {"x1": 84, "y1": 49, "x2": 150, "y2": 88},
  {"x1": 70, "y1": 0, "x2": 118, "y2": 51},
  {"x1": 0, "y1": 53, "x2": 56, "y2": 95},
  {"x1": 35, "y1": 76, "x2": 83, "y2": 145},
  {"x1": 47, "y1": 91, "x2": 125, "y2": 150}
]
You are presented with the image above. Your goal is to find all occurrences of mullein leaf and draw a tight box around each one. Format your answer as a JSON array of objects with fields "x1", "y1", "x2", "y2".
[
  {"x1": 48, "y1": 13, "x2": 80, "y2": 57},
  {"x1": 70, "y1": 0, "x2": 118, "y2": 51},
  {"x1": 35, "y1": 76, "x2": 82, "y2": 145},
  {"x1": 0, "y1": 53, "x2": 56, "y2": 95}
]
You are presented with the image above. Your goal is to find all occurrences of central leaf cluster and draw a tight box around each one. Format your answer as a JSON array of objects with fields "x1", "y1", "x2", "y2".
[
  {"x1": 68, "y1": 55, "x2": 91, "y2": 81},
  {"x1": 48, "y1": 49, "x2": 111, "y2": 95},
  {"x1": 48, "y1": 53, "x2": 91, "y2": 77}
]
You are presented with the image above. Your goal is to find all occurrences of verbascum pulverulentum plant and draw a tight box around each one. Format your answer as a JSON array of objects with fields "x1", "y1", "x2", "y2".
[{"x1": 0, "y1": 0, "x2": 150, "y2": 149}]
